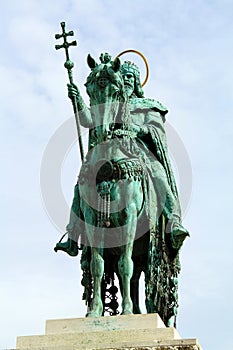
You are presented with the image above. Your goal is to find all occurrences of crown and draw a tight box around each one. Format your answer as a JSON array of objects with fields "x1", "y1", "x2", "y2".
[
  {"x1": 99, "y1": 53, "x2": 112, "y2": 64},
  {"x1": 120, "y1": 61, "x2": 140, "y2": 78}
]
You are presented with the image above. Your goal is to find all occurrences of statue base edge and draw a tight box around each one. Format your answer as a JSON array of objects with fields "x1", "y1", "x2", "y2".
[{"x1": 14, "y1": 313, "x2": 203, "y2": 350}]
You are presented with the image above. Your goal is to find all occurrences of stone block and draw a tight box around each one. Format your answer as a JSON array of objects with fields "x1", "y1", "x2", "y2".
[
  {"x1": 17, "y1": 327, "x2": 180, "y2": 349},
  {"x1": 15, "y1": 313, "x2": 202, "y2": 350},
  {"x1": 45, "y1": 313, "x2": 166, "y2": 334}
]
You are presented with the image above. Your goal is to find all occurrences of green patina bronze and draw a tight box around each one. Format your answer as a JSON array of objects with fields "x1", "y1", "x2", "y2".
[{"x1": 54, "y1": 22, "x2": 189, "y2": 326}]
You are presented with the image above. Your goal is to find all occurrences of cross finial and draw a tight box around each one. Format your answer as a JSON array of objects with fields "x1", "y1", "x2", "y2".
[{"x1": 55, "y1": 21, "x2": 77, "y2": 83}]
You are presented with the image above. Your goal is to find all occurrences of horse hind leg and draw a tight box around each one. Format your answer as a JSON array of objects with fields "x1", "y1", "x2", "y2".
[{"x1": 130, "y1": 264, "x2": 142, "y2": 314}]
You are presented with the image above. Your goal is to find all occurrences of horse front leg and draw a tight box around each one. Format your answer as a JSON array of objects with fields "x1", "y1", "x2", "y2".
[
  {"x1": 117, "y1": 204, "x2": 137, "y2": 315},
  {"x1": 118, "y1": 243, "x2": 134, "y2": 314},
  {"x1": 87, "y1": 247, "x2": 104, "y2": 317},
  {"x1": 83, "y1": 204, "x2": 104, "y2": 317}
]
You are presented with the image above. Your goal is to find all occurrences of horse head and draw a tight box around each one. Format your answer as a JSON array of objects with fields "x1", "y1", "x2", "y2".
[{"x1": 85, "y1": 53, "x2": 127, "y2": 142}]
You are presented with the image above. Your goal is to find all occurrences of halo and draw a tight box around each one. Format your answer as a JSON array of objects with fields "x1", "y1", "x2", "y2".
[{"x1": 116, "y1": 49, "x2": 149, "y2": 87}]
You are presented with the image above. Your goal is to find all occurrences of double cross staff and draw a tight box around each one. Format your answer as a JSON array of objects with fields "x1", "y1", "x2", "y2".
[{"x1": 55, "y1": 21, "x2": 84, "y2": 162}]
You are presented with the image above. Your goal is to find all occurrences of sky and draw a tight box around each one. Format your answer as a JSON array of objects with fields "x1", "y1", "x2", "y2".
[{"x1": 1, "y1": 0, "x2": 233, "y2": 349}]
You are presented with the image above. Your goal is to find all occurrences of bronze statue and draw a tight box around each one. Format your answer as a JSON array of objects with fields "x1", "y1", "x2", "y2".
[{"x1": 54, "y1": 22, "x2": 189, "y2": 326}]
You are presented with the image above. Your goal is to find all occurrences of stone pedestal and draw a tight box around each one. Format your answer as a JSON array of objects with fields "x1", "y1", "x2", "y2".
[{"x1": 16, "y1": 313, "x2": 202, "y2": 350}]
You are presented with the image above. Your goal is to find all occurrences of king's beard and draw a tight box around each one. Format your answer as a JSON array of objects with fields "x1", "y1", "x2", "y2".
[{"x1": 125, "y1": 85, "x2": 134, "y2": 97}]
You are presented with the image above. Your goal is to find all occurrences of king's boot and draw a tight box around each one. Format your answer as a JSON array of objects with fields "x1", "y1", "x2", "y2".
[{"x1": 170, "y1": 221, "x2": 189, "y2": 251}]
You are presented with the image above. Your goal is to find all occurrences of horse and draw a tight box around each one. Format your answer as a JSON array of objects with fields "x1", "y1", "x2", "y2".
[{"x1": 77, "y1": 53, "x2": 155, "y2": 317}]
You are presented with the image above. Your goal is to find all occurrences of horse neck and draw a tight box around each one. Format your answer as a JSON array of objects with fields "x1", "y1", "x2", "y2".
[
  {"x1": 87, "y1": 90, "x2": 133, "y2": 163},
  {"x1": 87, "y1": 136, "x2": 129, "y2": 165},
  {"x1": 91, "y1": 94, "x2": 124, "y2": 143}
]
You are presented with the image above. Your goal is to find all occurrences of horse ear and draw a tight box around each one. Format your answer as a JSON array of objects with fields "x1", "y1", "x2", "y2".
[
  {"x1": 87, "y1": 54, "x2": 97, "y2": 69},
  {"x1": 112, "y1": 57, "x2": 121, "y2": 72}
]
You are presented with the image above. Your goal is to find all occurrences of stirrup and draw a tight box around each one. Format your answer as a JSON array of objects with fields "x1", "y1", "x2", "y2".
[{"x1": 54, "y1": 233, "x2": 79, "y2": 256}]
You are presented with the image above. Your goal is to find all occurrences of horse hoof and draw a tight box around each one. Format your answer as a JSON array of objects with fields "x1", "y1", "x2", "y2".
[
  {"x1": 121, "y1": 301, "x2": 133, "y2": 315},
  {"x1": 86, "y1": 311, "x2": 102, "y2": 318},
  {"x1": 121, "y1": 305, "x2": 133, "y2": 315},
  {"x1": 121, "y1": 310, "x2": 133, "y2": 315}
]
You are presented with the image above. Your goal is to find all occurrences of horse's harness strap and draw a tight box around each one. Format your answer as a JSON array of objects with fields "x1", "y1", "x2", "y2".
[
  {"x1": 79, "y1": 158, "x2": 144, "y2": 185},
  {"x1": 112, "y1": 158, "x2": 143, "y2": 182},
  {"x1": 89, "y1": 128, "x2": 137, "y2": 150},
  {"x1": 112, "y1": 129, "x2": 137, "y2": 138}
]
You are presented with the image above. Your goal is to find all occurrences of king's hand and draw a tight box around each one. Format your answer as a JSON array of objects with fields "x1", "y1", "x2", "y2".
[{"x1": 67, "y1": 83, "x2": 80, "y2": 100}]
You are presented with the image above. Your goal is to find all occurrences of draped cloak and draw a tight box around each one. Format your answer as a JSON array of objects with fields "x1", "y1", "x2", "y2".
[{"x1": 129, "y1": 98, "x2": 181, "y2": 325}]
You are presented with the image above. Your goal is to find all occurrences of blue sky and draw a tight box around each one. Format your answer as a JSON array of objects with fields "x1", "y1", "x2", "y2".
[{"x1": 1, "y1": 1, "x2": 233, "y2": 349}]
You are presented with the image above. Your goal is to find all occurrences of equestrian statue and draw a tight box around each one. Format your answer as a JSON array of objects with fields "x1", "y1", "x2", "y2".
[{"x1": 54, "y1": 22, "x2": 189, "y2": 327}]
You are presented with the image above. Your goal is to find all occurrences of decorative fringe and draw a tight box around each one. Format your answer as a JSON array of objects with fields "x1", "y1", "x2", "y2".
[{"x1": 97, "y1": 192, "x2": 111, "y2": 228}]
